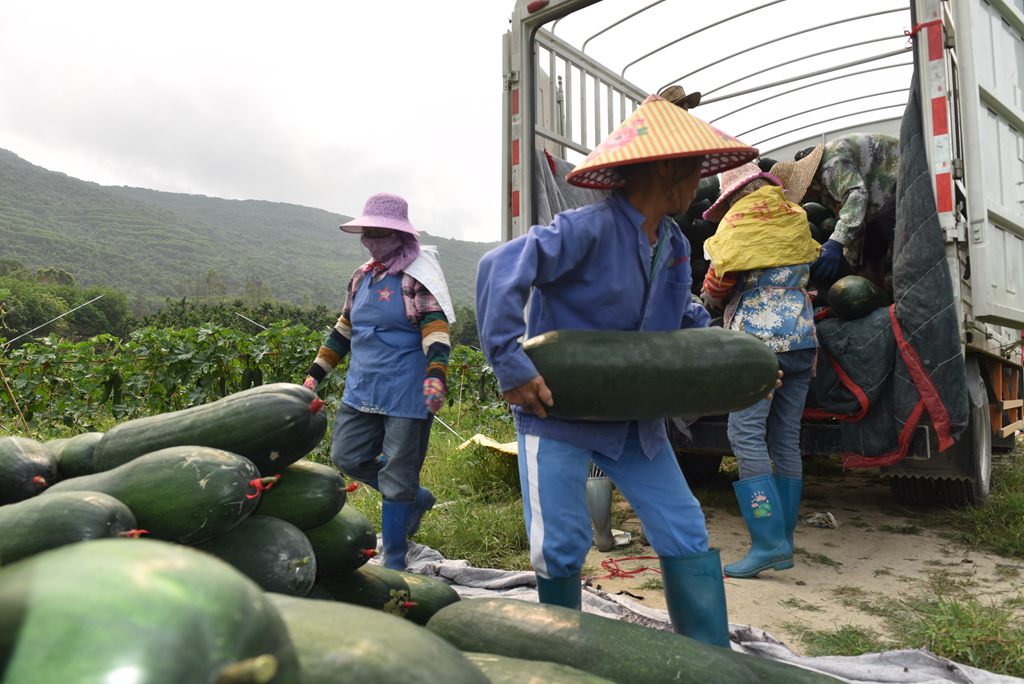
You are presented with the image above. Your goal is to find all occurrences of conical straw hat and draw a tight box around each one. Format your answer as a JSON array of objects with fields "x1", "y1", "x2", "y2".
[
  {"x1": 566, "y1": 95, "x2": 758, "y2": 189},
  {"x1": 769, "y1": 144, "x2": 825, "y2": 204}
]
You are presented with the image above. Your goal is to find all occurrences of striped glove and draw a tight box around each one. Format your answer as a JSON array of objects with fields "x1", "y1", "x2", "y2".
[{"x1": 423, "y1": 377, "x2": 446, "y2": 414}]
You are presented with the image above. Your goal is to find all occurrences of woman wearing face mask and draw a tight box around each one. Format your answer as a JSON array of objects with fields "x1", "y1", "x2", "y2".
[{"x1": 303, "y1": 192, "x2": 455, "y2": 571}]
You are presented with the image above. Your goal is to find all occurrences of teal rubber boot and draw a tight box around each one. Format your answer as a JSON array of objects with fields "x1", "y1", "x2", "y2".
[
  {"x1": 381, "y1": 499, "x2": 414, "y2": 571},
  {"x1": 724, "y1": 475, "x2": 792, "y2": 578},
  {"x1": 775, "y1": 476, "x2": 803, "y2": 554},
  {"x1": 660, "y1": 550, "x2": 731, "y2": 648},
  {"x1": 585, "y1": 476, "x2": 615, "y2": 552},
  {"x1": 406, "y1": 486, "x2": 436, "y2": 538},
  {"x1": 535, "y1": 574, "x2": 582, "y2": 609}
]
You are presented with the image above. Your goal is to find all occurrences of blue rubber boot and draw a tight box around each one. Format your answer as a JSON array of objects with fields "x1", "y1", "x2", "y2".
[
  {"x1": 660, "y1": 550, "x2": 731, "y2": 648},
  {"x1": 724, "y1": 475, "x2": 792, "y2": 578},
  {"x1": 775, "y1": 476, "x2": 803, "y2": 555},
  {"x1": 406, "y1": 486, "x2": 436, "y2": 538},
  {"x1": 535, "y1": 574, "x2": 582, "y2": 609},
  {"x1": 381, "y1": 499, "x2": 414, "y2": 571}
]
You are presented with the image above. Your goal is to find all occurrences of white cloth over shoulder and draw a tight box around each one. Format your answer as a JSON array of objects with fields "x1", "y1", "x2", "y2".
[{"x1": 404, "y1": 245, "x2": 456, "y2": 324}]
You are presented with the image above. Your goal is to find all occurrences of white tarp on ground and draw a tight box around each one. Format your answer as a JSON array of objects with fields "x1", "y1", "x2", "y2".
[{"x1": 389, "y1": 542, "x2": 1022, "y2": 684}]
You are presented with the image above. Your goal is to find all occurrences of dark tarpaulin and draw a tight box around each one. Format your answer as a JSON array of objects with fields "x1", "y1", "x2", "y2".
[{"x1": 805, "y1": 69, "x2": 968, "y2": 467}]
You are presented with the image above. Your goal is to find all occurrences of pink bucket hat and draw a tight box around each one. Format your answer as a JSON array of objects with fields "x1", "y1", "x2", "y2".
[
  {"x1": 339, "y1": 192, "x2": 419, "y2": 236},
  {"x1": 702, "y1": 163, "x2": 781, "y2": 223}
]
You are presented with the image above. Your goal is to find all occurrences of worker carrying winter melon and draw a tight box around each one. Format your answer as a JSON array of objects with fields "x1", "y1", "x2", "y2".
[
  {"x1": 770, "y1": 133, "x2": 899, "y2": 292},
  {"x1": 476, "y1": 94, "x2": 761, "y2": 648}
]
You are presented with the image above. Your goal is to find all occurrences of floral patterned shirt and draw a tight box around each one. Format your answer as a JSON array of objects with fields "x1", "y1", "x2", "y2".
[{"x1": 723, "y1": 264, "x2": 816, "y2": 353}]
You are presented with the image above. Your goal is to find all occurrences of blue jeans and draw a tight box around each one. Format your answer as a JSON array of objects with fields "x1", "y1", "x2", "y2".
[
  {"x1": 727, "y1": 348, "x2": 816, "y2": 480},
  {"x1": 331, "y1": 402, "x2": 433, "y2": 500}
]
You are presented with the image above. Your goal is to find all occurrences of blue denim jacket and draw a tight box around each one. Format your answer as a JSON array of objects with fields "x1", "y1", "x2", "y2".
[{"x1": 476, "y1": 192, "x2": 709, "y2": 460}]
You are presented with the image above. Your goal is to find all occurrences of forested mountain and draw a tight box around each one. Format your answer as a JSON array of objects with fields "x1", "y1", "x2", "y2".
[{"x1": 0, "y1": 149, "x2": 498, "y2": 308}]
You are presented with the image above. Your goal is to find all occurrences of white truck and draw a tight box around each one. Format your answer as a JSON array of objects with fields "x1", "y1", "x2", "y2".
[{"x1": 502, "y1": 0, "x2": 1023, "y2": 506}]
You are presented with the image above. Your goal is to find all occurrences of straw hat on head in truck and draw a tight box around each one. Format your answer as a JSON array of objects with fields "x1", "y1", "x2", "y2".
[
  {"x1": 769, "y1": 143, "x2": 825, "y2": 204},
  {"x1": 566, "y1": 94, "x2": 759, "y2": 190},
  {"x1": 702, "y1": 162, "x2": 782, "y2": 223},
  {"x1": 658, "y1": 84, "x2": 701, "y2": 110}
]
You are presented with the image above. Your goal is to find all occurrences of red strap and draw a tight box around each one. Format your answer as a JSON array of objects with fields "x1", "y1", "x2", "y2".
[
  {"x1": 599, "y1": 555, "x2": 661, "y2": 580},
  {"x1": 843, "y1": 304, "x2": 956, "y2": 468},
  {"x1": 803, "y1": 353, "x2": 870, "y2": 422},
  {"x1": 543, "y1": 149, "x2": 558, "y2": 175},
  {"x1": 889, "y1": 305, "x2": 954, "y2": 451},
  {"x1": 904, "y1": 19, "x2": 942, "y2": 44},
  {"x1": 844, "y1": 400, "x2": 926, "y2": 468}
]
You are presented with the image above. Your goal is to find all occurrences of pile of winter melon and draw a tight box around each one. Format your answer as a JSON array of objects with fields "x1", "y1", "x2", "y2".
[{"x1": 0, "y1": 383, "x2": 841, "y2": 683}]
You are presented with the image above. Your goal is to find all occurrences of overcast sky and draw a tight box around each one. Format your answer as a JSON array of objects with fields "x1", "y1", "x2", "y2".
[
  {"x1": 0, "y1": 1, "x2": 512, "y2": 242},
  {"x1": 0, "y1": 1, "x2": 911, "y2": 243}
]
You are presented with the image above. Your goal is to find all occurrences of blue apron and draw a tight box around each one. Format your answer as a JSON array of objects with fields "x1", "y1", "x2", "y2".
[{"x1": 342, "y1": 272, "x2": 427, "y2": 419}]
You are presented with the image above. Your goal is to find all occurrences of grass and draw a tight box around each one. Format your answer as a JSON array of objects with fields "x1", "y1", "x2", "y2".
[
  {"x1": 798, "y1": 566, "x2": 1024, "y2": 677},
  {"x1": 794, "y1": 548, "x2": 843, "y2": 570},
  {"x1": 888, "y1": 596, "x2": 1024, "y2": 677},
  {"x1": 637, "y1": 577, "x2": 665, "y2": 591},
  {"x1": 785, "y1": 624, "x2": 890, "y2": 657},
  {"x1": 926, "y1": 450, "x2": 1024, "y2": 560},
  {"x1": 780, "y1": 596, "x2": 823, "y2": 612}
]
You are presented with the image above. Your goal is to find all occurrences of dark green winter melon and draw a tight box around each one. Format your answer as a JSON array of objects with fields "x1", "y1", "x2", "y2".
[
  {"x1": 523, "y1": 328, "x2": 779, "y2": 421},
  {"x1": 303, "y1": 505, "x2": 377, "y2": 576},
  {"x1": 49, "y1": 431, "x2": 104, "y2": 478},
  {"x1": 757, "y1": 156, "x2": 778, "y2": 173},
  {"x1": 465, "y1": 652, "x2": 616, "y2": 684},
  {"x1": 827, "y1": 275, "x2": 888, "y2": 321},
  {"x1": 196, "y1": 516, "x2": 317, "y2": 596},
  {"x1": 255, "y1": 459, "x2": 348, "y2": 530},
  {"x1": 0, "y1": 490, "x2": 138, "y2": 564},
  {"x1": 0, "y1": 436, "x2": 58, "y2": 504},
  {"x1": 92, "y1": 383, "x2": 327, "y2": 474},
  {"x1": 45, "y1": 446, "x2": 263, "y2": 544},
  {"x1": 694, "y1": 174, "x2": 720, "y2": 204},
  {"x1": 400, "y1": 571, "x2": 461, "y2": 625},
  {"x1": 317, "y1": 563, "x2": 413, "y2": 617},
  {"x1": 426, "y1": 599, "x2": 843, "y2": 683},
  {"x1": 0, "y1": 538, "x2": 300, "y2": 683},
  {"x1": 801, "y1": 202, "x2": 833, "y2": 227},
  {"x1": 266, "y1": 594, "x2": 488, "y2": 684}
]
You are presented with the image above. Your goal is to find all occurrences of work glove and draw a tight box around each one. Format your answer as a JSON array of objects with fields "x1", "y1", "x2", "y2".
[
  {"x1": 423, "y1": 377, "x2": 447, "y2": 414},
  {"x1": 302, "y1": 375, "x2": 318, "y2": 391},
  {"x1": 810, "y1": 239, "x2": 844, "y2": 283}
]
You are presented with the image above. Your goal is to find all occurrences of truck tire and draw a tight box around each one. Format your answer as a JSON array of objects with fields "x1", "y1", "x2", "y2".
[{"x1": 890, "y1": 362, "x2": 992, "y2": 508}]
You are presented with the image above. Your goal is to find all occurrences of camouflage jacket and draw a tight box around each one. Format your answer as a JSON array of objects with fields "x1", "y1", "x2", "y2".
[{"x1": 820, "y1": 133, "x2": 899, "y2": 264}]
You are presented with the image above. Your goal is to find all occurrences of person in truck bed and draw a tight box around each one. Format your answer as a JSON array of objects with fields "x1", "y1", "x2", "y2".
[
  {"x1": 771, "y1": 133, "x2": 899, "y2": 292},
  {"x1": 476, "y1": 94, "x2": 759, "y2": 648},
  {"x1": 700, "y1": 162, "x2": 820, "y2": 579},
  {"x1": 303, "y1": 192, "x2": 455, "y2": 572}
]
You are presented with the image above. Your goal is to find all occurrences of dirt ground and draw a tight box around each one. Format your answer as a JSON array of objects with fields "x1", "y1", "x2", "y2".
[{"x1": 583, "y1": 467, "x2": 1024, "y2": 654}]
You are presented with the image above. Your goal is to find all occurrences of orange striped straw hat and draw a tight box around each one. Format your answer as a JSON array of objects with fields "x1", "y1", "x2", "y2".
[{"x1": 566, "y1": 94, "x2": 758, "y2": 189}]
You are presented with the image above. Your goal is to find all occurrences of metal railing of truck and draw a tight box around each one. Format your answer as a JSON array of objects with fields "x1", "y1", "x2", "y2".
[{"x1": 504, "y1": 0, "x2": 916, "y2": 239}]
